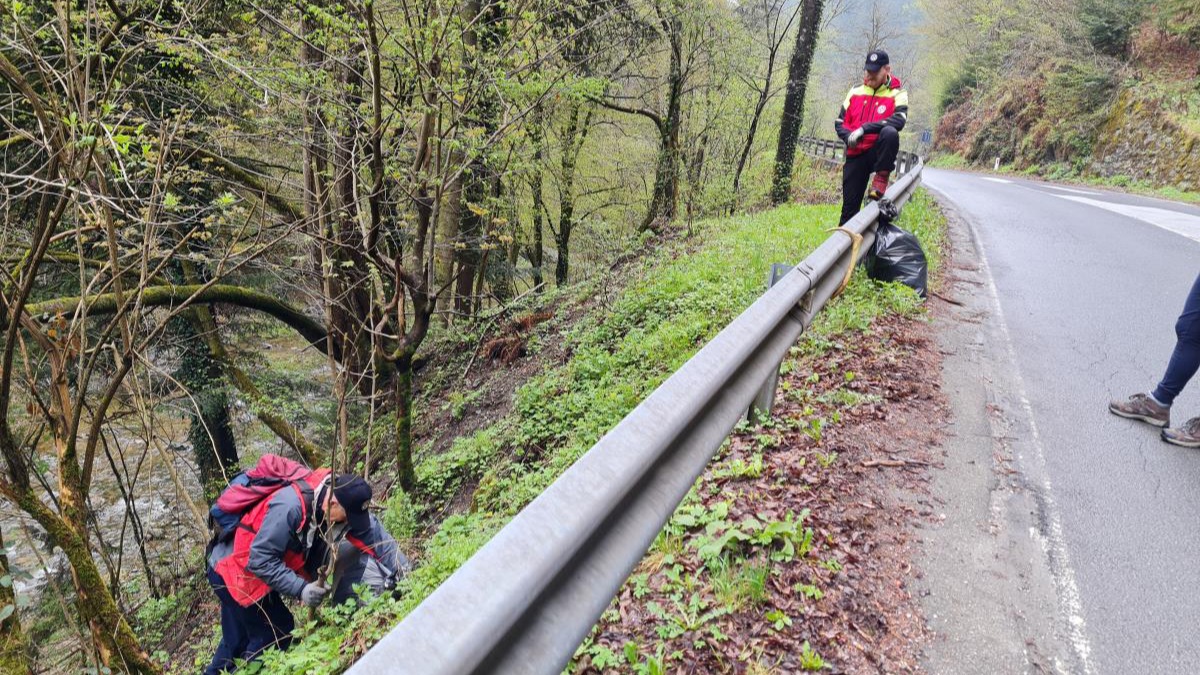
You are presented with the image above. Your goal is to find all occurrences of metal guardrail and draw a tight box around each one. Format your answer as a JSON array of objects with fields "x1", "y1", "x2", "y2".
[
  {"x1": 348, "y1": 148, "x2": 924, "y2": 675},
  {"x1": 797, "y1": 136, "x2": 920, "y2": 176}
]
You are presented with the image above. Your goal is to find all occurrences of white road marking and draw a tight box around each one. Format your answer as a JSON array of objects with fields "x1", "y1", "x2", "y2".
[
  {"x1": 981, "y1": 177, "x2": 1013, "y2": 184},
  {"x1": 1052, "y1": 195, "x2": 1200, "y2": 244},
  {"x1": 972, "y1": 218, "x2": 1097, "y2": 675},
  {"x1": 1040, "y1": 185, "x2": 1103, "y2": 196}
]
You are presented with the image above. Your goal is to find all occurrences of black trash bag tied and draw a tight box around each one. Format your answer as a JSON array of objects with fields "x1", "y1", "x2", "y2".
[{"x1": 864, "y1": 221, "x2": 927, "y2": 299}]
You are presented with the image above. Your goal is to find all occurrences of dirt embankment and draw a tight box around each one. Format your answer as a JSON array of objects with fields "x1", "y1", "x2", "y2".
[{"x1": 576, "y1": 306, "x2": 952, "y2": 674}]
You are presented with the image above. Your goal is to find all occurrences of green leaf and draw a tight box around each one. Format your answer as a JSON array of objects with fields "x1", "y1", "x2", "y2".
[
  {"x1": 624, "y1": 641, "x2": 639, "y2": 665},
  {"x1": 0, "y1": 604, "x2": 13, "y2": 622},
  {"x1": 0, "y1": 574, "x2": 10, "y2": 588}
]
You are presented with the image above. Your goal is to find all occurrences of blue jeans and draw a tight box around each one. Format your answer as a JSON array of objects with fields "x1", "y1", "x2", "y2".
[
  {"x1": 1152, "y1": 272, "x2": 1200, "y2": 407},
  {"x1": 204, "y1": 567, "x2": 295, "y2": 675}
]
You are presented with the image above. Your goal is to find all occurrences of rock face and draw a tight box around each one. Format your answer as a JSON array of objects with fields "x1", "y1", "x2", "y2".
[
  {"x1": 933, "y1": 23, "x2": 1200, "y2": 190},
  {"x1": 1088, "y1": 88, "x2": 1200, "y2": 192}
]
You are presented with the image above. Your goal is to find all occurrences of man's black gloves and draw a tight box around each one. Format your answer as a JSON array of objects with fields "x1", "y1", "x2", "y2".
[{"x1": 847, "y1": 128, "x2": 865, "y2": 149}]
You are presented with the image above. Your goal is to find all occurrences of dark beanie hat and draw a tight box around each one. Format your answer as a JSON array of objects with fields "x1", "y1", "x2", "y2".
[{"x1": 332, "y1": 474, "x2": 373, "y2": 541}]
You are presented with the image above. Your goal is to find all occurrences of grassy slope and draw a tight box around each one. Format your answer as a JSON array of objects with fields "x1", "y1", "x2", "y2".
[{"x1": 219, "y1": 183, "x2": 946, "y2": 675}]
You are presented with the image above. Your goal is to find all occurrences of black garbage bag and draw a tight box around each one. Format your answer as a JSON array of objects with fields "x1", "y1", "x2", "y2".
[{"x1": 865, "y1": 222, "x2": 927, "y2": 299}]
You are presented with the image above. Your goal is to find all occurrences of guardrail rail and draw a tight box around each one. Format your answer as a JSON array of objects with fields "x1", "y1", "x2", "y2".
[
  {"x1": 348, "y1": 140, "x2": 924, "y2": 675},
  {"x1": 797, "y1": 136, "x2": 920, "y2": 176}
]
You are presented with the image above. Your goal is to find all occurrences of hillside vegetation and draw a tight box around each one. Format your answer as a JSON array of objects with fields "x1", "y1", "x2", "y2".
[
  {"x1": 0, "y1": 1, "x2": 846, "y2": 672},
  {"x1": 926, "y1": 0, "x2": 1200, "y2": 193},
  {"x1": 235, "y1": 173, "x2": 946, "y2": 675}
]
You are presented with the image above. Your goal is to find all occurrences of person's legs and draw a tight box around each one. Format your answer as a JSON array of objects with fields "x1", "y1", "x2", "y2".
[
  {"x1": 204, "y1": 567, "x2": 247, "y2": 675},
  {"x1": 1152, "y1": 272, "x2": 1200, "y2": 406},
  {"x1": 243, "y1": 591, "x2": 296, "y2": 661},
  {"x1": 871, "y1": 126, "x2": 900, "y2": 173},
  {"x1": 840, "y1": 149, "x2": 876, "y2": 225},
  {"x1": 1110, "y1": 272, "x2": 1200, "y2": 433},
  {"x1": 1157, "y1": 273, "x2": 1200, "y2": 447},
  {"x1": 868, "y1": 126, "x2": 900, "y2": 199}
]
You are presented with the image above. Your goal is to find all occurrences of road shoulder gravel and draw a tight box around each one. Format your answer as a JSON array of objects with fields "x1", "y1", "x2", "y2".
[{"x1": 917, "y1": 190, "x2": 1083, "y2": 674}]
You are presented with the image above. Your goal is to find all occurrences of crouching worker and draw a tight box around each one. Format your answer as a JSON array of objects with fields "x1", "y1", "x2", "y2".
[
  {"x1": 329, "y1": 512, "x2": 412, "y2": 605},
  {"x1": 834, "y1": 49, "x2": 909, "y2": 225},
  {"x1": 203, "y1": 456, "x2": 377, "y2": 675}
]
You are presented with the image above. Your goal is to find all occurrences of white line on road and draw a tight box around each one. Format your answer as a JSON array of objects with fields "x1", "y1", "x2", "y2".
[
  {"x1": 1039, "y1": 185, "x2": 1103, "y2": 196},
  {"x1": 971, "y1": 218, "x2": 1097, "y2": 675},
  {"x1": 1052, "y1": 195, "x2": 1200, "y2": 244},
  {"x1": 981, "y1": 177, "x2": 1012, "y2": 184}
]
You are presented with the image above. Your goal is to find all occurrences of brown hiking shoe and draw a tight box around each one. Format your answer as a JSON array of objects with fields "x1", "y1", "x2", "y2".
[
  {"x1": 1108, "y1": 393, "x2": 1170, "y2": 427},
  {"x1": 1162, "y1": 417, "x2": 1200, "y2": 448}
]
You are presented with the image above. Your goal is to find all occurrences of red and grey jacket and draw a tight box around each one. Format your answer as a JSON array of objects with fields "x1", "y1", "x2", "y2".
[
  {"x1": 212, "y1": 469, "x2": 380, "y2": 607},
  {"x1": 834, "y1": 76, "x2": 908, "y2": 157},
  {"x1": 213, "y1": 468, "x2": 329, "y2": 607}
]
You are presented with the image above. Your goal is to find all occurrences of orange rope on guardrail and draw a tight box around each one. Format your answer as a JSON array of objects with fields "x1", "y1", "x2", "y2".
[{"x1": 824, "y1": 227, "x2": 863, "y2": 299}]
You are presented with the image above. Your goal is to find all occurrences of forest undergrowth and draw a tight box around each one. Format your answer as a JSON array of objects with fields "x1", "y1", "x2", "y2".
[{"x1": 149, "y1": 177, "x2": 951, "y2": 673}]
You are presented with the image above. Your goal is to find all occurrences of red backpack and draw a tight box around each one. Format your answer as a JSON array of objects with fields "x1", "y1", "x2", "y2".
[
  {"x1": 212, "y1": 457, "x2": 331, "y2": 607},
  {"x1": 209, "y1": 454, "x2": 316, "y2": 544}
]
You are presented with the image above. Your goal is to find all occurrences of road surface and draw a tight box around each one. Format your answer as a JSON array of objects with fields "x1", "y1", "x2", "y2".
[{"x1": 918, "y1": 169, "x2": 1200, "y2": 674}]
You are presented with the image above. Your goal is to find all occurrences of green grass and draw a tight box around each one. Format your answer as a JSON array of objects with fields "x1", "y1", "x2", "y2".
[
  {"x1": 250, "y1": 191, "x2": 945, "y2": 674},
  {"x1": 926, "y1": 153, "x2": 970, "y2": 170}
]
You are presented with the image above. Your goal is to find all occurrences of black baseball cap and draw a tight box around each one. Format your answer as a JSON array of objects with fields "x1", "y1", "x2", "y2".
[
  {"x1": 331, "y1": 474, "x2": 373, "y2": 542},
  {"x1": 864, "y1": 50, "x2": 889, "y2": 72}
]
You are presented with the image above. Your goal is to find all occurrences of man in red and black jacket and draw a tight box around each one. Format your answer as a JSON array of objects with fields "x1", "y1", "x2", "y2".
[{"x1": 834, "y1": 49, "x2": 909, "y2": 225}]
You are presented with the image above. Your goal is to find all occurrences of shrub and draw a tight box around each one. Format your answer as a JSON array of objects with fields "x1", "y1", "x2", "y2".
[
  {"x1": 1156, "y1": 0, "x2": 1200, "y2": 45},
  {"x1": 1081, "y1": 0, "x2": 1147, "y2": 57}
]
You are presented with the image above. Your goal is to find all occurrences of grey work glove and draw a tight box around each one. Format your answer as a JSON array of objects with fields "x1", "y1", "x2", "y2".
[
  {"x1": 300, "y1": 582, "x2": 328, "y2": 608},
  {"x1": 847, "y1": 128, "x2": 865, "y2": 149}
]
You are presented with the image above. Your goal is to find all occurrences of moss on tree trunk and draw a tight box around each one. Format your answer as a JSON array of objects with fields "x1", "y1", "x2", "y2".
[{"x1": 14, "y1": 490, "x2": 160, "y2": 674}]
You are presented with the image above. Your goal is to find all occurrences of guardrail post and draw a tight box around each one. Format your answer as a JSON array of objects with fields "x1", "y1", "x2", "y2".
[{"x1": 747, "y1": 263, "x2": 794, "y2": 422}]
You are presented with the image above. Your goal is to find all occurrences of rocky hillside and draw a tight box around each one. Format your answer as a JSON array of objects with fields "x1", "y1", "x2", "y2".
[
  {"x1": 1090, "y1": 27, "x2": 1200, "y2": 191},
  {"x1": 932, "y1": 2, "x2": 1200, "y2": 191}
]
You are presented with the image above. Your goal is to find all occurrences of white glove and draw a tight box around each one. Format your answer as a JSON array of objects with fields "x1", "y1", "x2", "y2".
[
  {"x1": 300, "y1": 582, "x2": 328, "y2": 608},
  {"x1": 847, "y1": 128, "x2": 865, "y2": 149}
]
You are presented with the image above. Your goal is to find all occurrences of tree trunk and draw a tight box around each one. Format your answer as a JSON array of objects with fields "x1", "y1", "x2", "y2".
[
  {"x1": 172, "y1": 240, "x2": 240, "y2": 493},
  {"x1": 327, "y1": 50, "x2": 379, "y2": 395},
  {"x1": 555, "y1": 102, "x2": 591, "y2": 286},
  {"x1": 0, "y1": 527, "x2": 31, "y2": 675},
  {"x1": 685, "y1": 131, "x2": 709, "y2": 230},
  {"x1": 394, "y1": 354, "x2": 416, "y2": 491},
  {"x1": 455, "y1": 169, "x2": 485, "y2": 316},
  {"x1": 640, "y1": 17, "x2": 685, "y2": 232},
  {"x1": 529, "y1": 111, "x2": 546, "y2": 292},
  {"x1": 173, "y1": 267, "x2": 239, "y2": 495},
  {"x1": 732, "y1": 50, "x2": 779, "y2": 204},
  {"x1": 770, "y1": 0, "x2": 825, "y2": 205},
  {"x1": 455, "y1": 0, "x2": 506, "y2": 316},
  {"x1": 437, "y1": 174, "x2": 462, "y2": 322},
  {"x1": 8, "y1": 482, "x2": 160, "y2": 674}
]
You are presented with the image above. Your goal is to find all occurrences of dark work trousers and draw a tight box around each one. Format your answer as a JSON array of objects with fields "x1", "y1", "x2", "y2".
[
  {"x1": 839, "y1": 125, "x2": 900, "y2": 225},
  {"x1": 1152, "y1": 272, "x2": 1200, "y2": 406},
  {"x1": 204, "y1": 566, "x2": 295, "y2": 675}
]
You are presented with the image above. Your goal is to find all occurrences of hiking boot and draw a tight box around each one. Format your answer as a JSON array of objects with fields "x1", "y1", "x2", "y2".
[
  {"x1": 867, "y1": 171, "x2": 891, "y2": 200},
  {"x1": 1162, "y1": 417, "x2": 1200, "y2": 448},
  {"x1": 1108, "y1": 393, "x2": 1170, "y2": 427}
]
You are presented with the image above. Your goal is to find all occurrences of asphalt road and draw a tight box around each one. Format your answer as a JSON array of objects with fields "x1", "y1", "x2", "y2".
[{"x1": 921, "y1": 169, "x2": 1200, "y2": 674}]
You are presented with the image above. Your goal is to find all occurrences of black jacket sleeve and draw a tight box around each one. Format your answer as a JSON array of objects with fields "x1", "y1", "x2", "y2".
[
  {"x1": 860, "y1": 103, "x2": 908, "y2": 135},
  {"x1": 834, "y1": 105, "x2": 851, "y2": 142}
]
